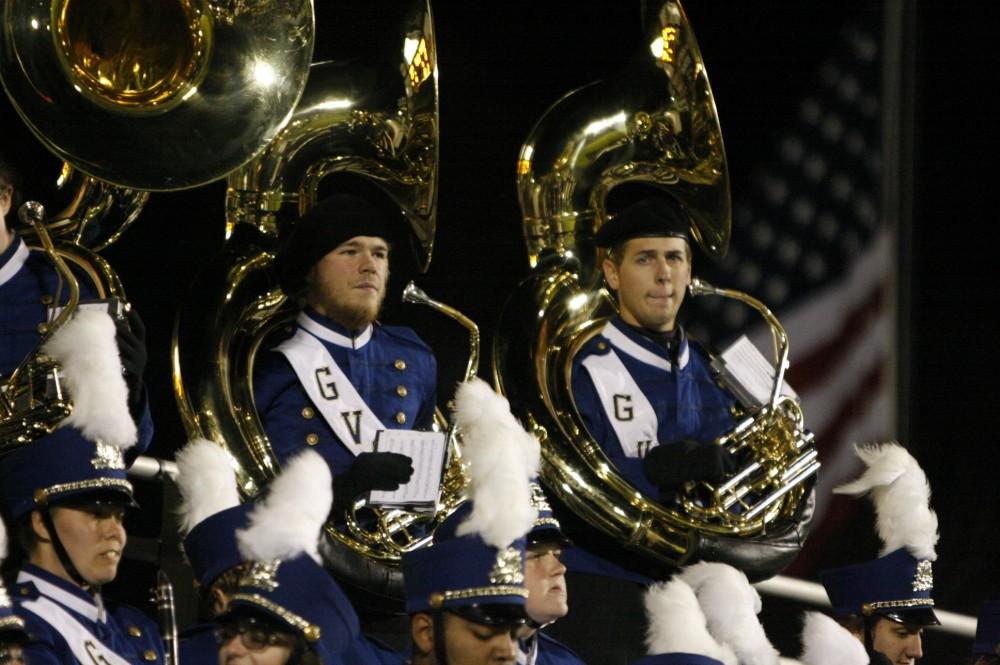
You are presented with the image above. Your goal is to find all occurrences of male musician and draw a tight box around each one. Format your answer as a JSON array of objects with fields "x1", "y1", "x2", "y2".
[
  {"x1": 253, "y1": 192, "x2": 437, "y2": 511},
  {"x1": 0, "y1": 152, "x2": 152, "y2": 455},
  {"x1": 558, "y1": 195, "x2": 739, "y2": 663},
  {"x1": 518, "y1": 485, "x2": 582, "y2": 665},
  {"x1": 0, "y1": 434, "x2": 164, "y2": 665},
  {"x1": 820, "y1": 443, "x2": 940, "y2": 665},
  {"x1": 570, "y1": 195, "x2": 737, "y2": 503}
]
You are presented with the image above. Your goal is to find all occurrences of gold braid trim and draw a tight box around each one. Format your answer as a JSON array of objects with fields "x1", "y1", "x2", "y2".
[
  {"x1": 231, "y1": 593, "x2": 321, "y2": 642},
  {"x1": 0, "y1": 615, "x2": 25, "y2": 631},
  {"x1": 429, "y1": 585, "x2": 529, "y2": 608},
  {"x1": 34, "y1": 478, "x2": 133, "y2": 505},
  {"x1": 862, "y1": 598, "x2": 935, "y2": 615},
  {"x1": 532, "y1": 517, "x2": 561, "y2": 528}
]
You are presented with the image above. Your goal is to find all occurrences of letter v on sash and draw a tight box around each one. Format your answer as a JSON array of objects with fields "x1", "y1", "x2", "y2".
[{"x1": 276, "y1": 329, "x2": 386, "y2": 454}]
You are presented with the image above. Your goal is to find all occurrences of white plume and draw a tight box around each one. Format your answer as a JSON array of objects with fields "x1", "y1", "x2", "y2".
[
  {"x1": 679, "y1": 562, "x2": 780, "y2": 665},
  {"x1": 42, "y1": 308, "x2": 136, "y2": 448},
  {"x1": 237, "y1": 449, "x2": 331, "y2": 564},
  {"x1": 800, "y1": 612, "x2": 868, "y2": 665},
  {"x1": 452, "y1": 378, "x2": 540, "y2": 549},
  {"x1": 644, "y1": 578, "x2": 738, "y2": 665},
  {"x1": 833, "y1": 442, "x2": 938, "y2": 560},
  {"x1": 175, "y1": 439, "x2": 241, "y2": 535}
]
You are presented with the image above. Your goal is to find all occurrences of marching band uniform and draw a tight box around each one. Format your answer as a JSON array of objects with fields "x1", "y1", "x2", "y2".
[
  {"x1": 0, "y1": 433, "x2": 164, "y2": 665},
  {"x1": 252, "y1": 193, "x2": 437, "y2": 502},
  {"x1": 253, "y1": 309, "x2": 437, "y2": 474},
  {"x1": 0, "y1": 233, "x2": 154, "y2": 457},
  {"x1": 571, "y1": 319, "x2": 735, "y2": 500}
]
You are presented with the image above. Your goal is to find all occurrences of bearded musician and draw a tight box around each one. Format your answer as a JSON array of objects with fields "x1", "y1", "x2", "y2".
[{"x1": 252, "y1": 193, "x2": 437, "y2": 513}]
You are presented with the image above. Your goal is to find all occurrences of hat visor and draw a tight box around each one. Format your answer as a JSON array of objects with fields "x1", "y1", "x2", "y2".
[
  {"x1": 448, "y1": 603, "x2": 529, "y2": 628},
  {"x1": 880, "y1": 606, "x2": 940, "y2": 627},
  {"x1": 54, "y1": 489, "x2": 139, "y2": 512},
  {"x1": 527, "y1": 529, "x2": 573, "y2": 550}
]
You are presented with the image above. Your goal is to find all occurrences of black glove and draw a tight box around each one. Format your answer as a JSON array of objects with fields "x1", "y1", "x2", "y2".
[
  {"x1": 332, "y1": 452, "x2": 414, "y2": 514},
  {"x1": 641, "y1": 439, "x2": 738, "y2": 490},
  {"x1": 115, "y1": 307, "x2": 147, "y2": 419}
]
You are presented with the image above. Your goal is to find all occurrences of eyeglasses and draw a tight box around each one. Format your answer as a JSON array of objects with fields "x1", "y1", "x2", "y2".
[{"x1": 214, "y1": 619, "x2": 295, "y2": 651}]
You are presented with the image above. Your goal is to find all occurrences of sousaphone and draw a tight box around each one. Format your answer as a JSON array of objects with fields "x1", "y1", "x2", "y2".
[
  {"x1": 173, "y1": 0, "x2": 471, "y2": 608},
  {"x1": 494, "y1": 0, "x2": 818, "y2": 580}
]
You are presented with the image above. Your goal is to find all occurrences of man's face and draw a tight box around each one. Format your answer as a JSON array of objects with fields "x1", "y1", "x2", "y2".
[
  {"x1": 440, "y1": 613, "x2": 520, "y2": 665},
  {"x1": 603, "y1": 236, "x2": 692, "y2": 333},
  {"x1": 524, "y1": 543, "x2": 568, "y2": 626},
  {"x1": 306, "y1": 235, "x2": 389, "y2": 331},
  {"x1": 37, "y1": 503, "x2": 127, "y2": 587},
  {"x1": 0, "y1": 641, "x2": 26, "y2": 665},
  {"x1": 871, "y1": 618, "x2": 924, "y2": 665}
]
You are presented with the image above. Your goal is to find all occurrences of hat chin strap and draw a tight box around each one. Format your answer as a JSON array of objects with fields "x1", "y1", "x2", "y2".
[
  {"x1": 40, "y1": 508, "x2": 93, "y2": 590},
  {"x1": 433, "y1": 610, "x2": 449, "y2": 665}
]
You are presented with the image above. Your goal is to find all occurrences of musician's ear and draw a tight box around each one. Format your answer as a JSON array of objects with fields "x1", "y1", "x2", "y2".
[
  {"x1": 30, "y1": 509, "x2": 52, "y2": 545},
  {"x1": 410, "y1": 612, "x2": 435, "y2": 656},
  {"x1": 209, "y1": 587, "x2": 229, "y2": 618}
]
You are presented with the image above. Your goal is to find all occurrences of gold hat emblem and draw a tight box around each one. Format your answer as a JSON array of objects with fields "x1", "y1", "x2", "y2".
[
  {"x1": 91, "y1": 442, "x2": 126, "y2": 470},
  {"x1": 489, "y1": 547, "x2": 524, "y2": 586},
  {"x1": 912, "y1": 560, "x2": 933, "y2": 592},
  {"x1": 242, "y1": 560, "x2": 281, "y2": 592}
]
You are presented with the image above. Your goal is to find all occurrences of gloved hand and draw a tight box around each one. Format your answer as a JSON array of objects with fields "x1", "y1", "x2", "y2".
[
  {"x1": 332, "y1": 452, "x2": 414, "y2": 514},
  {"x1": 115, "y1": 307, "x2": 147, "y2": 420},
  {"x1": 641, "y1": 439, "x2": 738, "y2": 491}
]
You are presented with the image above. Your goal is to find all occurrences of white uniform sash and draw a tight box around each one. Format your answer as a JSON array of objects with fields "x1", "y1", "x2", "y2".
[
  {"x1": 276, "y1": 327, "x2": 385, "y2": 455},
  {"x1": 20, "y1": 595, "x2": 134, "y2": 665},
  {"x1": 581, "y1": 348, "x2": 659, "y2": 459}
]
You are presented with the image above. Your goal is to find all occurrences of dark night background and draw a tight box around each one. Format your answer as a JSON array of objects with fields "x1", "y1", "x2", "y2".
[{"x1": 2, "y1": 2, "x2": 998, "y2": 662}]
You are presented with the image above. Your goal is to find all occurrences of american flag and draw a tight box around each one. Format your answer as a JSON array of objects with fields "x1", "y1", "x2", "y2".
[{"x1": 684, "y1": 24, "x2": 890, "y2": 574}]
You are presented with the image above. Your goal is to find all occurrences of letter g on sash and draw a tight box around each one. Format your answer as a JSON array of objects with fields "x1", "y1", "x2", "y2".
[
  {"x1": 315, "y1": 367, "x2": 340, "y2": 400},
  {"x1": 613, "y1": 394, "x2": 634, "y2": 421}
]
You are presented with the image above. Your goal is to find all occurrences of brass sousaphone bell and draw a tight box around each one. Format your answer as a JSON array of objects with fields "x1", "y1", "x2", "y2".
[
  {"x1": 0, "y1": 0, "x2": 315, "y2": 451},
  {"x1": 494, "y1": 0, "x2": 818, "y2": 579}
]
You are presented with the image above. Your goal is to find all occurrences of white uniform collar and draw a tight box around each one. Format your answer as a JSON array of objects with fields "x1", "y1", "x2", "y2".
[
  {"x1": 0, "y1": 235, "x2": 29, "y2": 289},
  {"x1": 297, "y1": 309, "x2": 373, "y2": 349},
  {"x1": 18, "y1": 566, "x2": 106, "y2": 624},
  {"x1": 601, "y1": 318, "x2": 689, "y2": 371}
]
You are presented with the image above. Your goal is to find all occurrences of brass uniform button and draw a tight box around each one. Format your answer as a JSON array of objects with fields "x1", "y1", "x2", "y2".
[
  {"x1": 40, "y1": 294, "x2": 53, "y2": 305},
  {"x1": 20, "y1": 587, "x2": 29, "y2": 596},
  {"x1": 394, "y1": 359, "x2": 406, "y2": 371},
  {"x1": 303, "y1": 625, "x2": 321, "y2": 642},
  {"x1": 395, "y1": 412, "x2": 406, "y2": 425},
  {"x1": 306, "y1": 433, "x2": 319, "y2": 446},
  {"x1": 37, "y1": 322, "x2": 48, "y2": 334},
  {"x1": 144, "y1": 650, "x2": 157, "y2": 661},
  {"x1": 301, "y1": 407, "x2": 315, "y2": 419},
  {"x1": 128, "y1": 626, "x2": 142, "y2": 637},
  {"x1": 597, "y1": 342, "x2": 607, "y2": 351},
  {"x1": 396, "y1": 385, "x2": 408, "y2": 397}
]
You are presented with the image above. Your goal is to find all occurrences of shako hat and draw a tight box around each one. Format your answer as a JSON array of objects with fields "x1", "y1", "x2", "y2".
[
  {"x1": 402, "y1": 378, "x2": 540, "y2": 625},
  {"x1": 819, "y1": 443, "x2": 940, "y2": 627},
  {"x1": 224, "y1": 449, "x2": 358, "y2": 664},
  {"x1": 175, "y1": 439, "x2": 252, "y2": 588}
]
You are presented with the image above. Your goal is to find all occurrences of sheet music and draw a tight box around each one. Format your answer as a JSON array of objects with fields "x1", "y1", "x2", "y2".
[
  {"x1": 368, "y1": 429, "x2": 447, "y2": 510},
  {"x1": 714, "y1": 335, "x2": 798, "y2": 409}
]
